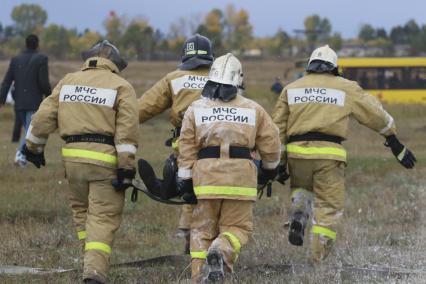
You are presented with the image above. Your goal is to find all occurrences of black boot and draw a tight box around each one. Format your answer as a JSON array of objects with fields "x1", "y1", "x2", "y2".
[
  {"x1": 205, "y1": 249, "x2": 225, "y2": 283},
  {"x1": 84, "y1": 278, "x2": 104, "y2": 284},
  {"x1": 138, "y1": 159, "x2": 163, "y2": 198},
  {"x1": 288, "y1": 211, "x2": 307, "y2": 246}
]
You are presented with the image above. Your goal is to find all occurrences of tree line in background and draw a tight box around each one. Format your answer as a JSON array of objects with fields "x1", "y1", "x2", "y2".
[{"x1": 1, "y1": 4, "x2": 426, "y2": 60}]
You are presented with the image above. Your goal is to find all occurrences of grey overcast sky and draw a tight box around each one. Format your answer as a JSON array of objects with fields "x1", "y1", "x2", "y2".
[{"x1": 1, "y1": 0, "x2": 424, "y2": 38}]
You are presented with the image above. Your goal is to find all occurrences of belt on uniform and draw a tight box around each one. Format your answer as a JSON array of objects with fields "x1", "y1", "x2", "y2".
[
  {"x1": 197, "y1": 146, "x2": 252, "y2": 160},
  {"x1": 62, "y1": 134, "x2": 115, "y2": 146},
  {"x1": 288, "y1": 132, "x2": 344, "y2": 144}
]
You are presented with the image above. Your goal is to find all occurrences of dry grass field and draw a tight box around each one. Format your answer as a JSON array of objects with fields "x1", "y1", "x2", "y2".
[{"x1": 0, "y1": 60, "x2": 425, "y2": 283}]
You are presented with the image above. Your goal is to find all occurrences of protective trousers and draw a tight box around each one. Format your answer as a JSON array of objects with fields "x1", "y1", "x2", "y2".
[
  {"x1": 190, "y1": 199, "x2": 253, "y2": 280},
  {"x1": 288, "y1": 158, "x2": 345, "y2": 262},
  {"x1": 64, "y1": 161, "x2": 125, "y2": 283},
  {"x1": 179, "y1": 204, "x2": 195, "y2": 229}
]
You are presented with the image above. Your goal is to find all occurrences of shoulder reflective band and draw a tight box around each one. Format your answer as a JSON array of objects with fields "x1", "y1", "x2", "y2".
[
  {"x1": 77, "y1": 230, "x2": 87, "y2": 240},
  {"x1": 85, "y1": 242, "x2": 112, "y2": 254},
  {"x1": 312, "y1": 225, "x2": 336, "y2": 240},
  {"x1": 287, "y1": 144, "x2": 346, "y2": 159},
  {"x1": 62, "y1": 148, "x2": 117, "y2": 165},
  {"x1": 186, "y1": 50, "x2": 208, "y2": 55},
  {"x1": 190, "y1": 250, "x2": 207, "y2": 259},
  {"x1": 194, "y1": 186, "x2": 257, "y2": 197},
  {"x1": 222, "y1": 232, "x2": 241, "y2": 262}
]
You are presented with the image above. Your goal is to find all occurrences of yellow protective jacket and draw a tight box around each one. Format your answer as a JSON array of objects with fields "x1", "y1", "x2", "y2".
[
  {"x1": 178, "y1": 94, "x2": 281, "y2": 201},
  {"x1": 26, "y1": 57, "x2": 139, "y2": 169},
  {"x1": 272, "y1": 73, "x2": 396, "y2": 163},
  {"x1": 138, "y1": 67, "x2": 210, "y2": 127}
]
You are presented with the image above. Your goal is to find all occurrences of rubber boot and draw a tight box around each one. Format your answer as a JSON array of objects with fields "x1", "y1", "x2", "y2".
[
  {"x1": 205, "y1": 249, "x2": 225, "y2": 283},
  {"x1": 288, "y1": 211, "x2": 307, "y2": 246},
  {"x1": 138, "y1": 159, "x2": 163, "y2": 198},
  {"x1": 84, "y1": 278, "x2": 104, "y2": 284}
]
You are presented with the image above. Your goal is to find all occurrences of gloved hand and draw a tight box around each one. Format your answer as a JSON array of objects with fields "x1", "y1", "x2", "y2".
[
  {"x1": 258, "y1": 163, "x2": 278, "y2": 186},
  {"x1": 385, "y1": 135, "x2": 416, "y2": 169},
  {"x1": 22, "y1": 145, "x2": 45, "y2": 168},
  {"x1": 113, "y1": 168, "x2": 136, "y2": 191},
  {"x1": 177, "y1": 178, "x2": 197, "y2": 204},
  {"x1": 276, "y1": 164, "x2": 290, "y2": 185}
]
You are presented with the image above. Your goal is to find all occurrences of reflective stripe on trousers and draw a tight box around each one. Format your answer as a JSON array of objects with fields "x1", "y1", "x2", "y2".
[
  {"x1": 62, "y1": 148, "x2": 117, "y2": 165},
  {"x1": 312, "y1": 225, "x2": 337, "y2": 240},
  {"x1": 77, "y1": 230, "x2": 87, "y2": 240},
  {"x1": 190, "y1": 250, "x2": 207, "y2": 259},
  {"x1": 194, "y1": 186, "x2": 257, "y2": 197},
  {"x1": 287, "y1": 144, "x2": 347, "y2": 159},
  {"x1": 222, "y1": 232, "x2": 241, "y2": 262},
  {"x1": 85, "y1": 241, "x2": 112, "y2": 254}
]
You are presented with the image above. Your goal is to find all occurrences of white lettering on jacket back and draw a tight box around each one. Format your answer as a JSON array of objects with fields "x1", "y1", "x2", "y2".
[
  {"x1": 171, "y1": 75, "x2": 208, "y2": 95},
  {"x1": 59, "y1": 85, "x2": 117, "y2": 107},
  {"x1": 194, "y1": 107, "x2": 256, "y2": 126},
  {"x1": 287, "y1": 88, "x2": 346, "y2": 107}
]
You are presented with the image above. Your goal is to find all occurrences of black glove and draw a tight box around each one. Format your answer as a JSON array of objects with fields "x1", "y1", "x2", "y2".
[
  {"x1": 385, "y1": 135, "x2": 417, "y2": 169},
  {"x1": 276, "y1": 164, "x2": 290, "y2": 185},
  {"x1": 258, "y1": 163, "x2": 278, "y2": 186},
  {"x1": 22, "y1": 145, "x2": 45, "y2": 168},
  {"x1": 177, "y1": 179, "x2": 197, "y2": 204},
  {"x1": 113, "y1": 168, "x2": 136, "y2": 191}
]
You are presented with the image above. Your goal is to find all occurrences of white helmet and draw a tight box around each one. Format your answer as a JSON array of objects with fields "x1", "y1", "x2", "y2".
[
  {"x1": 308, "y1": 45, "x2": 338, "y2": 67},
  {"x1": 208, "y1": 53, "x2": 244, "y2": 88}
]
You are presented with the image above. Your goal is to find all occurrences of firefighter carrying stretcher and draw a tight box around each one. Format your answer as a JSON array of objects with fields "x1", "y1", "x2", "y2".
[
  {"x1": 177, "y1": 53, "x2": 281, "y2": 281},
  {"x1": 137, "y1": 34, "x2": 214, "y2": 254},
  {"x1": 23, "y1": 40, "x2": 139, "y2": 284}
]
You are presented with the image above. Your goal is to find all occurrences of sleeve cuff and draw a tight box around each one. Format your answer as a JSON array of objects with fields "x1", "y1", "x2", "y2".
[
  {"x1": 178, "y1": 168, "x2": 192, "y2": 179},
  {"x1": 379, "y1": 111, "x2": 394, "y2": 135},
  {"x1": 26, "y1": 124, "x2": 47, "y2": 145},
  {"x1": 261, "y1": 160, "x2": 280, "y2": 169},
  {"x1": 116, "y1": 144, "x2": 137, "y2": 154}
]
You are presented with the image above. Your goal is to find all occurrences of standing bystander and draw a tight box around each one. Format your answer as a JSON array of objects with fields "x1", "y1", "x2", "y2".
[{"x1": 0, "y1": 34, "x2": 51, "y2": 166}]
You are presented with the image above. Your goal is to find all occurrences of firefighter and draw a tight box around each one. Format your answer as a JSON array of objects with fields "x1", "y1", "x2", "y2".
[
  {"x1": 23, "y1": 40, "x2": 138, "y2": 284},
  {"x1": 137, "y1": 34, "x2": 214, "y2": 253},
  {"x1": 177, "y1": 53, "x2": 281, "y2": 281},
  {"x1": 272, "y1": 45, "x2": 417, "y2": 263}
]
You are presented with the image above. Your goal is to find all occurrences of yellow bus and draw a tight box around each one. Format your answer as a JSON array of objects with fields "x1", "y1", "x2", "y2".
[{"x1": 338, "y1": 57, "x2": 426, "y2": 104}]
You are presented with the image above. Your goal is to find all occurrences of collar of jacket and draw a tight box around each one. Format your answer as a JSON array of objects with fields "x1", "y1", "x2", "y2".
[{"x1": 81, "y1": 57, "x2": 119, "y2": 73}]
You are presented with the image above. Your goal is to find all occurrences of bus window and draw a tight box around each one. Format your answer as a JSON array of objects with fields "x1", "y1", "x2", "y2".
[
  {"x1": 343, "y1": 68, "x2": 383, "y2": 89},
  {"x1": 342, "y1": 67, "x2": 426, "y2": 90},
  {"x1": 409, "y1": 67, "x2": 426, "y2": 89},
  {"x1": 385, "y1": 69, "x2": 402, "y2": 89}
]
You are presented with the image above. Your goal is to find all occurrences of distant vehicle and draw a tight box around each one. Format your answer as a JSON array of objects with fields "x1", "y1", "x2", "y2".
[{"x1": 338, "y1": 57, "x2": 426, "y2": 104}]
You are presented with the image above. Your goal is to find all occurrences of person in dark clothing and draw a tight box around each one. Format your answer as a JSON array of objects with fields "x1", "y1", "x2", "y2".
[
  {"x1": 271, "y1": 77, "x2": 284, "y2": 95},
  {"x1": 10, "y1": 84, "x2": 23, "y2": 142},
  {"x1": 0, "y1": 34, "x2": 51, "y2": 166}
]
